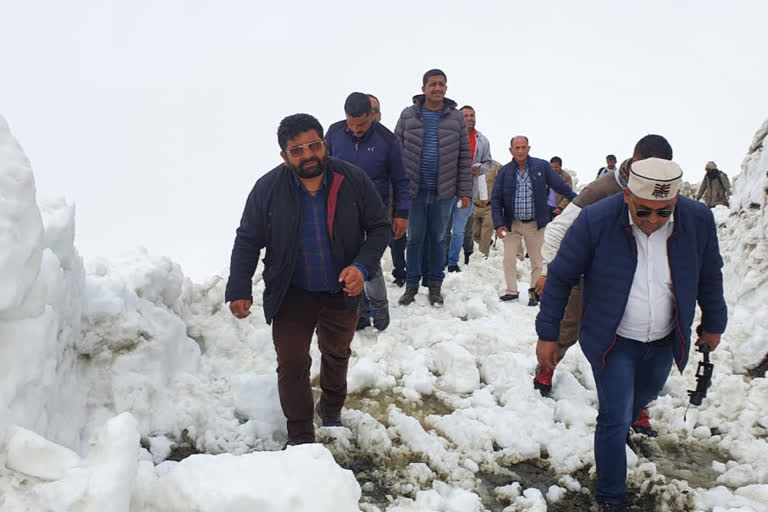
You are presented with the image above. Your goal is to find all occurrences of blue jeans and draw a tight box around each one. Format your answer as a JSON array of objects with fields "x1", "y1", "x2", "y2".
[
  {"x1": 447, "y1": 202, "x2": 473, "y2": 266},
  {"x1": 406, "y1": 190, "x2": 454, "y2": 288},
  {"x1": 591, "y1": 335, "x2": 674, "y2": 505}
]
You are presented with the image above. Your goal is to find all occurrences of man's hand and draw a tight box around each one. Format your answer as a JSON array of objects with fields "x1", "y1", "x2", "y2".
[
  {"x1": 536, "y1": 340, "x2": 560, "y2": 373},
  {"x1": 553, "y1": 208, "x2": 562, "y2": 215},
  {"x1": 534, "y1": 275, "x2": 547, "y2": 297},
  {"x1": 230, "y1": 299, "x2": 253, "y2": 319},
  {"x1": 471, "y1": 164, "x2": 483, "y2": 176},
  {"x1": 459, "y1": 196, "x2": 471, "y2": 209},
  {"x1": 393, "y1": 217, "x2": 407, "y2": 240},
  {"x1": 696, "y1": 331, "x2": 721, "y2": 351},
  {"x1": 495, "y1": 226, "x2": 507, "y2": 239},
  {"x1": 339, "y1": 266, "x2": 365, "y2": 296}
]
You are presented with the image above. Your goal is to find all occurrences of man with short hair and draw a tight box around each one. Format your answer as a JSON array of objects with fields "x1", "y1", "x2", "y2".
[
  {"x1": 696, "y1": 161, "x2": 731, "y2": 208},
  {"x1": 326, "y1": 93, "x2": 410, "y2": 331},
  {"x1": 596, "y1": 154, "x2": 618, "y2": 179},
  {"x1": 226, "y1": 113, "x2": 391, "y2": 446},
  {"x1": 536, "y1": 157, "x2": 727, "y2": 510},
  {"x1": 395, "y1": 69, "x2": 472, "y2": 306},
  {"x1": 491, "y1": 136, "x2": 575, "y2": 306},
  {"x1": 368, "y1": 94, "x2": 382, "y2": 123},
  {"x1": 547, "y1": 156, "x2": 573, "y2": 218},
  {"x1": 445, "y1": 105, "x2": 492, "y2": 272}
]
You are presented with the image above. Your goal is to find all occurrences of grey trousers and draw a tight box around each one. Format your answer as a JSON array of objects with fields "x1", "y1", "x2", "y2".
[{"x1": 360, "y1": 272, "x2": 388, "y2": 315}]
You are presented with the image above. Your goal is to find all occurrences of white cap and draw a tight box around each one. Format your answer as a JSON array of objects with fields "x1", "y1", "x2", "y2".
[{"x1": 627, "y1": 158, "x2": 683, "y2": 201}]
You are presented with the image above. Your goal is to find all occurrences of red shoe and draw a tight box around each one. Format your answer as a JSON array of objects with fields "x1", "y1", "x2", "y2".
[
  {"x1": 631, "y1": 407, "x2": 657, "y2": 437},
  {"x1": 533, "y1": 366, "x2": 553, "y2": 397}
]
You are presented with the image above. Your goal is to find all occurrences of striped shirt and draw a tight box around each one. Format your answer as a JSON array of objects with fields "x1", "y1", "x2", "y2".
[
  {"x1": 513, "y1": 165, "x2": 535, "y2": 221},
  {"x1": 291, "y1": 174, "x2": 339, "y2": 292},
  {"x1": 419, "y1": 106, "x2": 441, "y2": 192}
]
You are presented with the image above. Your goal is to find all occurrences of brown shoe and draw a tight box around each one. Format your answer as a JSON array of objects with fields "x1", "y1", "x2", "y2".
[
  {"x1": 399, "y1": 287, "x2": 418, "y2": 306},
  {"x1": 427, "y1": 282, "x2": 443, "y2": 306}
]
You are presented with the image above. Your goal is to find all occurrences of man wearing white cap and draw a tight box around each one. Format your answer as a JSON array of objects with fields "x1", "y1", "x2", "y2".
[{"x1": 535, "y1": 158, "x2": 728, "y2": 510}]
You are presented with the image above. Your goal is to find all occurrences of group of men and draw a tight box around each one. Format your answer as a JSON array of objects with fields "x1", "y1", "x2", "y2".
[{"x1": 224, "y1": 68, "x2": 728, "y2": 511}]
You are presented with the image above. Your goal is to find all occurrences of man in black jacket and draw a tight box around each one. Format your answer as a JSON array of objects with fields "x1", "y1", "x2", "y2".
[{"x1": 225, "y1": 113, "x2": 391, "y2": 445}]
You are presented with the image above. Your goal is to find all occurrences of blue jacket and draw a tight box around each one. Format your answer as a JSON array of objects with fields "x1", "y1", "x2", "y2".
[
  {"x1": 491, "y1": 157, "x2": 576, "y2": 230},
  {"x1": 326, "y1": 120, "x2": 411, "y2": 218},
  {"x1": 536, "y1": 193, "x2": 727, "y2": 373}
]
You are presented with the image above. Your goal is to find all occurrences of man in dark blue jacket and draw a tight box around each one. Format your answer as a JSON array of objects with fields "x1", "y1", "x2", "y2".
[
  {"x1": 536, "y1": 158, "x2": 727, "y2": 510},
  {"x1": 226, "y1": 114, "x2": 391, "y2": 446},
  {"x1": 491, "y1": 136, "x2": 575, "y2": 306},
  {"x1": 326, "y1": 92, "x2": 410, "y2": 331}
]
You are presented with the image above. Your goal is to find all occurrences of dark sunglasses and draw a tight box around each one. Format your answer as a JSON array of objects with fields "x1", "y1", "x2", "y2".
[
  {"x1": 286, "y1": 140, "x2": 324, "y2": 158},
  {"x1": 630, "y1": 197, "x2": 673, "y2": 218}
]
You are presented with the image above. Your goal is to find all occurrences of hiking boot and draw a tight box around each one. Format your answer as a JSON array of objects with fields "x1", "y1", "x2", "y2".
[
  {"x1": 447, "y1": 265, "x2": 461, "y2": 273},
  {"x1": 533, "y1": 365, "x2": 553, "y2": 397},
  {"x1": 499, "y1": 293, "x2": 519, "y2": 302},
  {"x1": 356, "y1": 315, "x2": 371, "y2": 330},
  {"x1": 393, "y1": 277, "x2": 406, "y2": 288},
  {"x1": 528, "y1": 287, "x2": 539, "y2": 307},
  {"x1": 598, "y1": 503, "x2": 628, "y2": 511},
  {"x1": 399, "y1": 287, "x2": 418, "y2": 306},
  {"x1": 373, "y1": 307, "x2": 390, "y2": 331},
  {"x1": 315, "y1": 403, "x2": 343, "y2": 427},
  {"x1": 427, "y1": 282, "x2": 444, "y2": 306},
  {"x1": 464, "y1": 252, "x2": 471, "y2": 265},
  {"x1": 631, "y1": 407, "x2": 657, "y2": 437},
  {"x1": 282, "y1": 437, "x2": 314, "y2": 450}
]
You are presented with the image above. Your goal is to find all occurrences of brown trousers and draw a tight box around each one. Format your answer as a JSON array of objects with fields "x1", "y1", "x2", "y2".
[
  {"x1": 472, "y1": 204, "x2": 495, "y2": 256},
  {"x1": 272, "y1": 288, "x2": 358, "y2": 441},
  {"x1": 502, "y1": 220, "x2": 545, "y2": 294}
]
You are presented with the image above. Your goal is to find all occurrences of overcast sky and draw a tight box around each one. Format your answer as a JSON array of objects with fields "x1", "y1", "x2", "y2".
[{"x1": 1, "y1": 0, "x2": 766, "y2": 280}]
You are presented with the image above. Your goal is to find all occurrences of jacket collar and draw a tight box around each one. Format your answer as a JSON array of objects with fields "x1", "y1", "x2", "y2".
[{"x1": 411, "y1": 94, "x2": 458, "y2": 111}]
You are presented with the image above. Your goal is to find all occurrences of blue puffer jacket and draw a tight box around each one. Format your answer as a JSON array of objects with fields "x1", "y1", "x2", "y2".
[
  {"x1": 536, "y1": 193, "x2": 727, "y2": 373},
  {"x1": 326, "y1": 120, "x2": 411, "y2": 218},
  {"x1": 491, "y1": 157, "x2": 576, "y2": 230}
]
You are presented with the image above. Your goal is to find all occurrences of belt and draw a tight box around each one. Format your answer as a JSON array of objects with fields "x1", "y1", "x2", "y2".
[
  {"x1": 517, "y1": 218, "x2": 535, "y2": 223},
  {"x1": 616, "y1": 330, "x2": 675, "y2": 347}
]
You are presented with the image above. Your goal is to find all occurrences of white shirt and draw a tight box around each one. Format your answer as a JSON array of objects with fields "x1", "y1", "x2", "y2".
[{"x1": 616, "y1": 212, "x2": 676, "y2": 342}]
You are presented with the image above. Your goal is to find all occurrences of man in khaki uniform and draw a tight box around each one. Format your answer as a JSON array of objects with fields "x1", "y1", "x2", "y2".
[
  {"x1": 696, "y1": 161, "x2": 731, "y2": 208},
  {"x1": 472, "y1": 160, "x2": 501, "y2": 257}
]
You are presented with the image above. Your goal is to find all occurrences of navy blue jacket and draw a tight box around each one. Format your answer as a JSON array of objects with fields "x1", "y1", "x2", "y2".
[
  {"x1": 536, "y1": 193, "x2": 727, "y2": 373},
  {"x1": 225, "y1": 158, "x2": 391, "y2": 323},
  {"x1": 326, "y1": 120, "x2": 410, "y2": 218},
  {"x1": 491, "y1": 157, "x2": 576, "y2": 230}
]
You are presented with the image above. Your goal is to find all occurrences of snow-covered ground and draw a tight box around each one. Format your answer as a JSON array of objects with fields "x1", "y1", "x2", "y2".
[{"x1": 1, "y1": 113, "x2": 767, "y2": 511}]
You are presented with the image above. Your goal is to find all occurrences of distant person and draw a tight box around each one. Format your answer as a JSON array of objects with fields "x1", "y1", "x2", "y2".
[
  {"x1": 326, "y1": 92, "x2": 410, "y2": 331},
  {"x1": 395, "y1": 68, "x2": 472, "y2": 306},
  {"x1": 536, "y1": 157, "x2": 727, "y2": 511},
  {"x1": 446, "y1": 105, "x2": 493, "y2": 272},
  {"x1": 368, "y1": 94, "x2": 382, "y2": 123},
  {"x1": 696, "y1": 161, "x2": 731, "y2": 208},
  {"x1": 226, "y1": 113, "x2": 390, "y2": 446},
  {"x1": 491, "y1": 136, "x2": 576, "y2": 306},
  {"x1": 535, "y1": 135, "x2": 677, "y2": 438},
  {"x1": 472, "y1": 160, "x2": 502, "y2": 258},
  {"x1": 546, "y1": 156, "x2": 573, "y2": 218},
  {"x1": 596, "y1": 154, "x2": 618, "y2": 179}
]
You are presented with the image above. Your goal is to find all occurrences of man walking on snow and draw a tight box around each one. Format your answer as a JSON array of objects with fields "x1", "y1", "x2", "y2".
[{"x1": 536, "y1": 157, "x2": 727, "y2": 510}]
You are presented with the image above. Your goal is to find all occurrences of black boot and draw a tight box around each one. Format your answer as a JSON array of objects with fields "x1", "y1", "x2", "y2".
[
  {"x1": 399, "y1": 287, "x2": 418, "y2": 306},
  {"x1": 464, "y1": 252, "x2": 471, "y2": 265}
]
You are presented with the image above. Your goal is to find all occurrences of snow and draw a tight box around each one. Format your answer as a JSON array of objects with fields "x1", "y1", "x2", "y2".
[{"x1": 1, "y1": 112, "x2": 767, "y2": 511}]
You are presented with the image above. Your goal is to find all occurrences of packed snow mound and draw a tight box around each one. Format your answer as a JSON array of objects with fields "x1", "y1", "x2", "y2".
[{"x1": 717, "y1": 118, "x2": 768, "y2": 372}]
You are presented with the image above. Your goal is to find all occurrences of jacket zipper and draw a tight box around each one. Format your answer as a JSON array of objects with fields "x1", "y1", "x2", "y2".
[
  {"x1": 666, "y1": 230, "x2": 686, "y2": 371},
  {"x1": 600, "y1": 226, "x2": 636, "y2": 372}
]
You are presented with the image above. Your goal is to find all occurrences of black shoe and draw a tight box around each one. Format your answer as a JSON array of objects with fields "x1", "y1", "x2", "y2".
[
  {"x1": 428, "y1": 282, "x2": 444, "y2": 306},
  {"x1": 447, "y1": 265, "x2": 461, "y2": 273},
  {"x1": 499, "y1": 293, "x2": 519, "y2": 302},
  {"x1": 393, "y1": 277, "x2": 406, "y2": 288},
  {"x1": 373, "y1": 307, "x2": 390, "y2": 331},
  {"x1": 598, "y1": 503, "x2": 628, "y2": 511},
  {"x1": 528, "y1": 287, "x2": 539, "y2": 307},
  {"x1": 464, "y1": 252, "x2": 471, "y2": 265},
  {"x1": 315, "y1": 403, "x2": 343, "y2": 427},
  {"x1": 399, "y1": 287, "x2": 418, "y2": 306},
  {"x1": 356, "y1": 315, "x2": 371, "y2": 330}
]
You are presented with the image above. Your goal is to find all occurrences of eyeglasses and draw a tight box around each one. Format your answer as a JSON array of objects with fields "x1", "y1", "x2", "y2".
[
  {"x1": 630, "y1": 197, "x2": 673, "y2": 218},
  {"x1": 286, "y1": 140, "x2": 324, "y2": 157}
]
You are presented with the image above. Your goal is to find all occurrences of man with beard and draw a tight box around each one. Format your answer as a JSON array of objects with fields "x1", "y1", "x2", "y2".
[{"x1": 225, "y1": 113, "x2": 391, "y2": 446}]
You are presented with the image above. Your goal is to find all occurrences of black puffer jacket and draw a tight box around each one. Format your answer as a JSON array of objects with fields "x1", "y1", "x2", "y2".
[
  {"x1": 225, "y1": 158, "x2": 391, "y2": 323},
  {"x1": 394, "y1": 95, "x2": 472, "y2": 200}
]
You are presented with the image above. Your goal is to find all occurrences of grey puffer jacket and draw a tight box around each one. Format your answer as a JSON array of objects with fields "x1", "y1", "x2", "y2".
[{"x1": 394, "y1": 95, "x2": 472, "y2": 201}]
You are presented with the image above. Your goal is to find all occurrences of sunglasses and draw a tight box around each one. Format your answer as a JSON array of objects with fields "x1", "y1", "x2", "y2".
[
  {"x1": 630, "y1": 197, "x2": 673, "y2": 218},
  {"x1": 286, "y1": 140, "x2": 324, "y2": 158}
]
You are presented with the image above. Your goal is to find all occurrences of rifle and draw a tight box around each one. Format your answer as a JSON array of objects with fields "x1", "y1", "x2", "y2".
[{"x1": 684, "y1": 343, "x2": 714, "y2": 421}]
